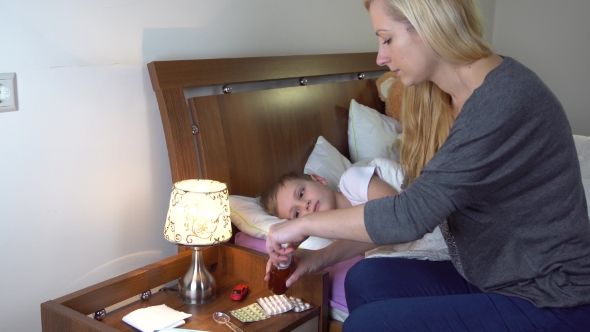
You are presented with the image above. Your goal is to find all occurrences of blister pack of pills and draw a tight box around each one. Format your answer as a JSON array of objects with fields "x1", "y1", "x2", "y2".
[
  {"x1": 257, "y1": 295, "x2": 313, "y2": 315},
  {"x1": 287, "y1": 296, "x2": 313, "y2": 313},
  {"x1": 230, "y1": 303, "x2": 271, "y2": 323}
]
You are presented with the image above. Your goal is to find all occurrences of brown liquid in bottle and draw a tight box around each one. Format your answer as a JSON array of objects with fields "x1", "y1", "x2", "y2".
[
  {"x1": 268, "y1": 251, "x2": 294, "y2": 295},
  {"x1": 268, "y1": 264, "x2": 291, "y2": 295}
]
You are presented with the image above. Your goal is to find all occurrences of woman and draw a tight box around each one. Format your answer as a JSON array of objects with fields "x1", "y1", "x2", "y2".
[{"x1": 265, "y1": 0, "x2": 590, "y2": 330}]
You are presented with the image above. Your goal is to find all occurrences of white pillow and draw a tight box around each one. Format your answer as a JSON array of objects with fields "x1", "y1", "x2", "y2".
[
  {"x1": 574, "y1": 135, "x2": 590, "y2": 179},
  {"x1": 348, "y1": 99, "x2": 402, "y2": 163},
  {"x1": 303, "y1": 136, "x2": 351, "y2": 192},
  {"x1": 229, "y1": 195, "x2": 334, "y2": 250}
]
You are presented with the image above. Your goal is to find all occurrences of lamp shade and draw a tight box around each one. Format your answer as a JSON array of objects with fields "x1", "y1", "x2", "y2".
[{"x1": 164, "y1": 179, "x2": 231, "y2": 246}]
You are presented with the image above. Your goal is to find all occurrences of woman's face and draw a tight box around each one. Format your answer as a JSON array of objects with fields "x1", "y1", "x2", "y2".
[{"x1": 369, "y1": 0, "x2": 438, "y2": 86}]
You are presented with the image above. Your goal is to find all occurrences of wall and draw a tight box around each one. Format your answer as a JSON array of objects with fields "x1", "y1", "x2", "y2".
[
  {"x1": 477, "y1": 0, "x2": 497, "y2": 46},
  {"x1": 493, "y1": 0, "x2": 590, "y2": 135}
]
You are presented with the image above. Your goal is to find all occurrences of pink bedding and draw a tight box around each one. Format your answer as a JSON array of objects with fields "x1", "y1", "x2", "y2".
[{"x1": 234, "y1": 232, "x2": 363, "y2": 314}]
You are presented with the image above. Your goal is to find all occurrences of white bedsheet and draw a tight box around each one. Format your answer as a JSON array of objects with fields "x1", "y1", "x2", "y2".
[
  {"x1": 362, "y1": 158, "x2": 450, "y2": 261},
  {"x1": 574, "y1": 135, "x2": 590, "y2": 219}
]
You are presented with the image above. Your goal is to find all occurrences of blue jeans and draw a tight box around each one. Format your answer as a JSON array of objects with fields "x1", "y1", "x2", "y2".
[{"x1": 344, "y1": 258, "x2": 590, "y2": 331}]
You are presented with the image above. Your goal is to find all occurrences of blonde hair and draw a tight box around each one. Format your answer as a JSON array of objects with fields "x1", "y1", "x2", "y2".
[
  {"x1": 364, "y1": 0, "x2": 493, "y2": 183},
  {"x1": 260, "y1": 172, "x2": 313, "y2": 217}
]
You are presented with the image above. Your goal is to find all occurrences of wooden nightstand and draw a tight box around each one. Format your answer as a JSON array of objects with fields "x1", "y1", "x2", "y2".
[{"x1": 41, "y1": 243, "x2": 329, "y2": 331}]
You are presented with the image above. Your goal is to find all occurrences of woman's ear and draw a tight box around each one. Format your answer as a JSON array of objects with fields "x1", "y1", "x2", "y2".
[{"x1": 310, "y1": 174, "x2": 329, "y2": 186}]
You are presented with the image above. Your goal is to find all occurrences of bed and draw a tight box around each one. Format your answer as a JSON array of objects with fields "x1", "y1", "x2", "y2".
[
  {"x1": 147, "y1": 52, "x2": 389, "y2": 331},
  {"x1": 148, "y1": 52, "x2": 590, "y2": 332}
]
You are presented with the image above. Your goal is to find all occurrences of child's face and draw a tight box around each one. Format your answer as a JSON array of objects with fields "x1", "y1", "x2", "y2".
[{"x1": 275, "y1": 175, "x2": 336, "y2": 220}]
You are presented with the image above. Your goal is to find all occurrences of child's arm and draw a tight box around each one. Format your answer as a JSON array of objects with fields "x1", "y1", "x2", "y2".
[{"x1": 367, "y1": 174, "x2": 398, "y2": 200}]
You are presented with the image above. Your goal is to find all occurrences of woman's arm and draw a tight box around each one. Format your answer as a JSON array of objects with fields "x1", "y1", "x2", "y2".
[{"x1": 266, "y1": 204, "x2": 371, "y2": 256}]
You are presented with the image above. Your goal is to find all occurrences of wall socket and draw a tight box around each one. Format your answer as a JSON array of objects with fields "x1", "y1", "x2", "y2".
[{"x1": 0, "y1": 73, "x2": 18, "y2": 112}]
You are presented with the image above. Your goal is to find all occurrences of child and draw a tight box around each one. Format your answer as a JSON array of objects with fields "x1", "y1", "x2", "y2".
[
  {"x1": 261, "y1": 164, "x2": 448, "y2": 257},
  {"x1": 260, "y1": 166, "x2": 398, "y2": 221}
]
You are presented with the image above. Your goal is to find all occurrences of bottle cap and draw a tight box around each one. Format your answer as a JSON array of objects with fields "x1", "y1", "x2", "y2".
[{"x1": 278, "y1": 243, "x2": 292, "y2": 269}]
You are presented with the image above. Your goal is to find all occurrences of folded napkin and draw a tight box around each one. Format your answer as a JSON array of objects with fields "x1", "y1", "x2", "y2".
[{"x1": 122, "y1": 304, "x2": 192, "y2": 332}]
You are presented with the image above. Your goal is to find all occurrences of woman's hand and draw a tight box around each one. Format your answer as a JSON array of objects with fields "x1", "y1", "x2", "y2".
[
  {"x1": 264, "y1": 240, "x2": 378, "y2": 287},
  {"x1": 265, "y1": 219, "x2": 309, "y2": 266},
  {"x1": 264, "y1": 248, "x2": 328, "y2": 287}
]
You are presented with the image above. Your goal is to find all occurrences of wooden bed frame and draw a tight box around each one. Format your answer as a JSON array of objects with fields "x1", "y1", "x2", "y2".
[{"x1": 148, "y1": 52, "x2": 385, "y2": 331}]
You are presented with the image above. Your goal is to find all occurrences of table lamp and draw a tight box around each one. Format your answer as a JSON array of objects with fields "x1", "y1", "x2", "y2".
[{"x1": 163, "y1": 179, "x2": 232, "y2": 304}]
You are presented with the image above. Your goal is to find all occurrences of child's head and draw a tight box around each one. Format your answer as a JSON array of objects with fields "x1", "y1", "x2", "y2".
[{"x1": 260, "y1": 172, "x2": 337, "y2": 220}]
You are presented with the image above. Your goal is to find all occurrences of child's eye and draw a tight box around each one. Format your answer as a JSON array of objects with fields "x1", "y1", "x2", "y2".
[
  {"x1": 294, "y1": 209, "x2": 300, "y2": 218},
  {"x1": 382, "y1": 38, "x2": 391, "y2": 45},
  {"x1": 299, "y1": 188, "x2": 304, "y2": 198}
]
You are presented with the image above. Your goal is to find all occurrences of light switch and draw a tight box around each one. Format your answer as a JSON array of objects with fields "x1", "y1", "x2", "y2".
[{"x1": 0, "y1": 73, "x2": 18, "y2": 112}]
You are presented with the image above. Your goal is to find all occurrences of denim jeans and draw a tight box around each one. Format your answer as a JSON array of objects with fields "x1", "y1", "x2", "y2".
[{"x1": 344, "y1": 258, "x2": 590, "y2": 331}]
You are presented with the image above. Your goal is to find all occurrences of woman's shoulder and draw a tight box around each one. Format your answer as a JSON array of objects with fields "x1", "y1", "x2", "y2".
[
  {"x1": 453, "y1": 55, "x2": 567, "y2": 144},
  {"x1": 484, "y1": 56, "x2": 546, "y2": 89},
  {"x1": 469, "y1": 56, "x2": 559, "y2": 114}
]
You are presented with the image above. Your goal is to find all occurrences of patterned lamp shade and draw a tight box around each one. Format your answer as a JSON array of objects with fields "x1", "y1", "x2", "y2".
[{"x1": 164, "y1": 179, "x2": 231, "y2": 246}]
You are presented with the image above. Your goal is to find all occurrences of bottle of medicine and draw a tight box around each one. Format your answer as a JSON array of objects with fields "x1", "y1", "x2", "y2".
[{"x1": 268, "y1": 244, "x2": 294, "y2": 295}]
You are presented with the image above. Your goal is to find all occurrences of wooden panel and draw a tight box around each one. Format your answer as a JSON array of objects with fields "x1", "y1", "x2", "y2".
[
  {"x1": 148, "y1": 53, "x2": 382, "y2": 90},
  {"x1": 41, "y1": 301, "x2": 119, "y2": 332},
  {"x1": 190, "y1": 79, "x2": 383, "y2": 197},
  {"x1": 53, "y1": 247, "x2": 218, "y2": 315},
  {"x1": 154, "y1": 87, "x2": 200, "y2": 183},
  {"x1": 217, "y1": 244, "x2": 269, "y2": 288},
  {"x1": 329, "y1": 320, "x2": 344, "y2": 332},
  {"x1": 188, "y1": 97, "x2": 231, "y2": 186}
]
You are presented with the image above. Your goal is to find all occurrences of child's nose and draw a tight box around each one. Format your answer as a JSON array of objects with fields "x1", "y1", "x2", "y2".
[{"x1": 300, "y1": 200, "x2": 311, "y2": 216}]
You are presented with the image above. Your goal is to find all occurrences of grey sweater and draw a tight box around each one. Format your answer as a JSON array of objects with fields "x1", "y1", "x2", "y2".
[{"x1": 365, "y1": 57, "x2": 590, "y2": 308}]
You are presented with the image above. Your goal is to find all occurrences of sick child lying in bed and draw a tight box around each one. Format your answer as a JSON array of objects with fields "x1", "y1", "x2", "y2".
[{"x1": 259, "y1": 162, "x2": 448, "y2": 262}]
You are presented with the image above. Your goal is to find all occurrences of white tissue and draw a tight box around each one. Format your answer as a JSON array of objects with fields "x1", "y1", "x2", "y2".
[{"x1": 122, "y1": 304, "x2": 192, "y2": 332}]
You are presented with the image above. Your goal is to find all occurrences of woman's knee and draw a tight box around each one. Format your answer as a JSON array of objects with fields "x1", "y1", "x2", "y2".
[
  {"x1": 344, "y1": 259, "x2": 377, "y2": 312},
  {"x1": 344, "y1": 259, "x2": 385, "y2": 295}
]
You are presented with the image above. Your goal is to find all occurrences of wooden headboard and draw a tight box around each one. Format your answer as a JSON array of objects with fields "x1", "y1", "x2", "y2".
[{"x1": 148, "y1": 53, "x2": 385, "y2": 199}]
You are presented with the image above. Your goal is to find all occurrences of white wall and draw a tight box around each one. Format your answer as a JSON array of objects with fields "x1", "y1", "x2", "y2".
[
  {"x1": 493, "y1": 0, "x2": 590, "y2": 135},
  {"x1": 0, "y1": 1, "x2": 376, "y2": 331},
  {"x1": 477, "y1": 0, "x2": 497, "y2": 45}
]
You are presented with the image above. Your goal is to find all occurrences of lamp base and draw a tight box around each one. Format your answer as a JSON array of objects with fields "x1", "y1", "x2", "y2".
[{"x1": 178, "y1": 246, "x2": 216, "y2": 304}]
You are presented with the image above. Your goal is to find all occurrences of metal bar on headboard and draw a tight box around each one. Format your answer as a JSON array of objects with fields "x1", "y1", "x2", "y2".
[{"x1": 148, "y1": 52, "x2": 382, "y2": 90}]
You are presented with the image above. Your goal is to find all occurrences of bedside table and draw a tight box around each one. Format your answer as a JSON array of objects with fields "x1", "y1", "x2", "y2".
[{"x1": 41, "y1": 243, "x2": 329, "y2": 331}]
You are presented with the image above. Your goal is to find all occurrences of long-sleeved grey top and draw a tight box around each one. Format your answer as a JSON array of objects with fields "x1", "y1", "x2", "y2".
[{"x1": 364, "y1": 57, "x2": 590, "y2": 308}]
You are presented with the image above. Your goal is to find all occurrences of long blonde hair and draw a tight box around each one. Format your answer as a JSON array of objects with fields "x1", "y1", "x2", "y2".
[{"x1": 364, "y1": 0, "x2": 493, "y2": 183}]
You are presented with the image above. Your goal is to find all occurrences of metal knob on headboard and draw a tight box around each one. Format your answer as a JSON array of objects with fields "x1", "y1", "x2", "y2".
[
  {"x1": 357, "y1": 72, "x2": 366, "y2": 80},
  {"x1": 222, "y1": 85, "x2": 233, "y2": 94},
  {"x1": 299, "y1": 78, "x2": 308, "y2": 86}
]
